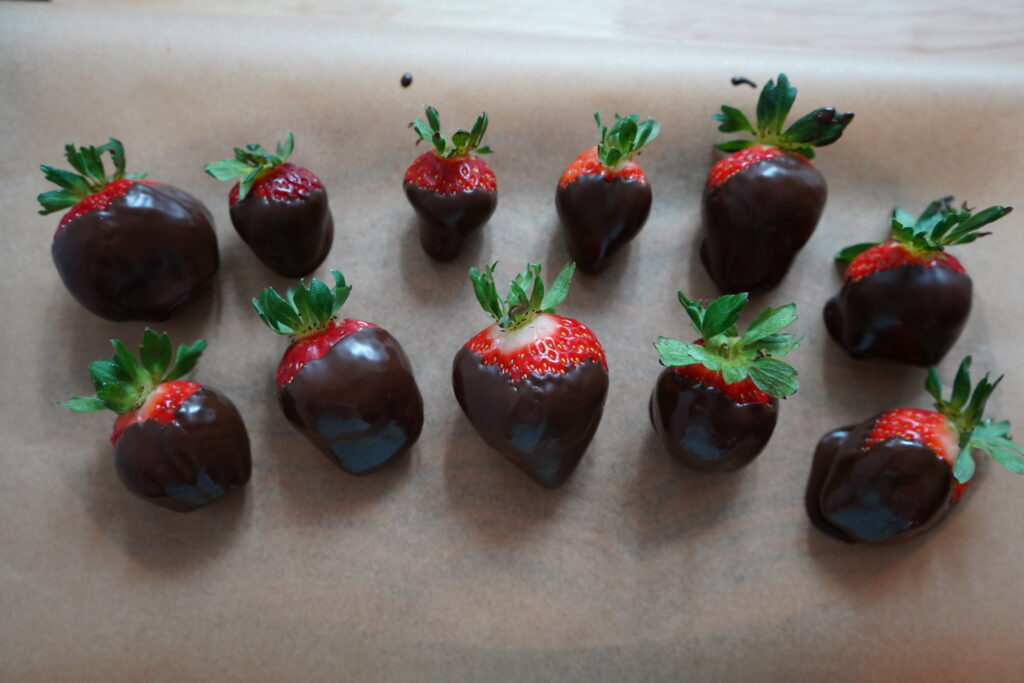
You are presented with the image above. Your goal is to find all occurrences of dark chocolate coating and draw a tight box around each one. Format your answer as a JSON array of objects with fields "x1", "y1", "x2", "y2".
[
  {"x1": 403, "y1": 183, "x2": 497, "y2": 262},
  {"x1": 51, "y1": 182, "x2": 219, "y2": 321},
  {"x1": 824, "y1": 265, "x2": 972, "y2": 366},
  {"x1": 114, "y1": 387, "x2": 251, "y2": 512},
  {"x1": 556, "y1": 175, "x2": 652, "y2": 274},
  {"x1": 452, "y1": 350, "x2": 609, "y2": 488},
  {"x1": 650, "y1": 367, "x2": 778, "y2": 472},
  {"x1": 805, "y1": 418, "x2": 954, "y2": 544},
  {"x1": 229, "y1": 187, "x2": 333, "y2": 277},
  {"x1": 278, "y1": 327, "x2": 424, "y2": 475},
  {"x1": 701, "y1": 155, "x2": 826, "y2": 293}
]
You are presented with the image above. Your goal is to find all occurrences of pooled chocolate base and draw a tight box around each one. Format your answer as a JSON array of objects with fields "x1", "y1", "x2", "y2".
[
  {"x1": 404, "y1": 183, "x2": 497, "y2": 262},
  {"x1": 824, "y1": 265, "x2": 972, "y2": 367},
  {"x1": 452, "y1": 350, "x2": 609, "y2": 488},
  {"x1": 279, "y1": 327, "x2": 424, "y2": 475},
  {"x1": 649, "y1": 368, "x2": 778, "y2": 472},
  {"x1": 229, "y1": 187, "x2": 333, "y2": 277},
  {"x1": 51, "y1": 182, "x2": 219, "y2": 321},
  {"x1": 805, "y1": 418, "x2": 954, "y2": 544},
  {"x1": 556, "y1": 175, "x2": 652, "y2": 274},
  {"x1": 701, "y1": 155, "x2": 826, "y2": 293},
  {"x1": 114, "y1": 387, "x2": 251, "y2": 512}
]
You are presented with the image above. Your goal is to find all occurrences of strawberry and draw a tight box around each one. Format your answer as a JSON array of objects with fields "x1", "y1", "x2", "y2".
[
  {"x1": 652, "y1": 291, "x2": 800, "y2": 471},
  {"x1": 807, "y1": 356, "x2": 1024, "y2": 544},
  {"x1": 60, "y1": 330, "x2": 251, "y2": 512},
  {"x1": 205, "y1": 131, "x2": 333, "y2": 277},
  {"x1": 701, "y1": 74, "x2": 854, "y2": 293},
  {"x1": 403, "y1": 106, "x2": 497, "y2": 261},
  {"x1": 826, "y1": 197, "x2": 1013, "y2": 366},
  {"x1": 556, "y1": 112, "x2": 660, "y2": 273},
  {"x1": 452, "y1": 262, "x2": 608, "y2": 488},
  {"x1": 39, "y1": 138, "x2": 219, "y2": 321},
  {"x1": 252, "y1": 270, "x2": 423, "y2": 474}
]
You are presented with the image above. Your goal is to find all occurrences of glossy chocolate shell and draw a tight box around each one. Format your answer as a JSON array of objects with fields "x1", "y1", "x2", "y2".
[
  {"x1": 114, "y1": 386, "x2": 251, "y2": 512},
  {"x1": 805, "y1": 417, "x2": 954, "y2": 544},
  {"x1": 279, "y1": 326, "x2": 424, "y2": 475},
  {"x1": 650, "y1": 367, "x2": 778, "y2": 472},
  {"x1": 824, "y1": 264, "x2": 972, "y2": 367},
  {"x1": 51, "y1": 182, "x2": 219, "y2": 321},
  {"x1": 701, "y1": 155, "x2": 826, "y2": 293},
  {"x1": 556, "y1": 175, "x2": 652, "y2": 274},
  {"x1": 404, "y1": 183, "x2": 496, "y2": 262},
  {"x1": 229, "y1": 186, "x2": 333, "y2": 277},
  {"x1": 452, "y1": 351, "x2": 608, "y2": 488}
]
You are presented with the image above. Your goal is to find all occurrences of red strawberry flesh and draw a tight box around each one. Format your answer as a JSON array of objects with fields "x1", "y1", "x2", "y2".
[
  {"x1": 844, "y1": 241, "x2": 966, "y2": 283},
  {"x1": 110, "y1": 379, "x2": 201, "y2": 444},
  {"x1": 404, "y1": 151, "x2": 496, "y2": 195},
  {"x1": 466, "y1": 312, "x2": 606, "y2": 383},
  {"x1": 559, "y1": 147, "x2": 647, "y2": 187},
  {"x1": 229, "y1": 162, "x2": 322, "y2": 204},
  {"x1": 277, "y1": 318, "x2": 378, "y2": 387},
  {"x1": 707, "y1": 144, "x2": 810, "y2": 190},
  {"x1": 866, "y1": 408, "x2": 966, "y2": 501},
  {"x1": 55, "y1": 178, "x2": 158, "y2": 237}
]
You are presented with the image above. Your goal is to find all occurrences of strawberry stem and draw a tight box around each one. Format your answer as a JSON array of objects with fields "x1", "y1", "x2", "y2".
[
  {"x1": 469, "y1": 262, "x2": 575, "y2": 331},
  {"x1": 38, "y1": 138, "x2": 147, "y2": 215},
  {"x1": 594, "y1": 112, "x2": 660, "y2": 169},
  {"x1": 204, "y1": 131, "x2": 295, "y2": 201},
  {"x1": 410, "y1": 106, "x2": 492, "y2": 159},
  {"x1": 252, "y1": 270, "x2": 352, "y2": 338}
]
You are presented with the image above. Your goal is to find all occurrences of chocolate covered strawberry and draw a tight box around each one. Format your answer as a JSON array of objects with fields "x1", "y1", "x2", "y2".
[
  {"x1": 652, "y1": 291, "x2": 800, "y2": 471},
  {"x1": 556, "y1": 112, "x2": 660, "y2": 273},
  {"x1": 253, "y1": 270, "x2": 423, "y2": 474},
  {"x1": 701, "y1": 74, "x2": 853, "y2": 293},
  {"x1": 404, "y1": 106, "x2": 496, "y2": 261},
  {"x1": 825, "y1": 197, "x2": 1012, "y2": 366},
  {"x1": 205, "y1": 131, "x2": 333, "y2": 277},
  {"x1": 452, "y1": 262, "x2": 608, "y2": 488},
  {"x1": 60, "y1": 330, "x2": 251, "y2": 512},
  {"x1": 39, "y1": 138, "x2": 218, "y2": 321},
  {"x1": 807, "y1": 356, "x2": 1024, "y2": 544}
]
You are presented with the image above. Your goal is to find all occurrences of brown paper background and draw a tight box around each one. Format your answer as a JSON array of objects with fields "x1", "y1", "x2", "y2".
[{"x1": 3, "y1": 4, "x2": 1024, "y2": 680}]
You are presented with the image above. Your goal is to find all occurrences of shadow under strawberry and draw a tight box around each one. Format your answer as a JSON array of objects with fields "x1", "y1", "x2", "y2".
[
  {"x1": 651, "y1": 291, "x2": 800, "y2": 471},
  {"x1": 452, "y1": 262, "x2": 608, "y2": 488},
  {"x1": 825, "y1": 197, "x2": 1012, "y2": 366},
  {"x1": 806, "y1": 356, "x2": 1024, "y2": 544},
  {"x1": 61, "y1": 330, "x2": 251, "y2": 512}
]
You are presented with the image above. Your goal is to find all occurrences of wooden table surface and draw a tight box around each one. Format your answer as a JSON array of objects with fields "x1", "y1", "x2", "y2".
[{"x1": 50, "y1": 0, "x2": 1024, "y2": 62}]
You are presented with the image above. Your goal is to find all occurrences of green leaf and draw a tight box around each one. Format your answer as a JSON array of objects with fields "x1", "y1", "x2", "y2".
[
  {"x1": 475, "y1": 145, "x2": 493, "y2": 155},
  {"x1": 167, "y1": 339, "x2": 207, "y2": 381},
  {"x1": 701, "y1": 293, "x2": 748, "y2": 339},
  {"x1": 539, "y1": 262, "x2": 575, "y2": 312},
  {"x1": 715, "y1": 139, "x2": 756, "y2": 153},
  {"x1": 204, "y1": 159, "x2": 252, "y2": 181},
  {"x1": 676, "y1": 291, "x2": 705, "y2": 332},
  {"x1": 713, "y1": 105, "x2": 755, "y2": 134},
  {"x1": 654, "y1": 337, "x2": 702, "y2": 367},
  {"x1": 40, "y1": 165, "x2": 92, "y2": 195},
  {"x1": 37, "y1": 189, "x2": 81, "y2": 214},
  {"x1": 58, "y1": 396, "x2": 107, "y2": 413},
  {"x1": 139, "y1": 328, "x2": 172, "y2": 379},
  {"x1": 425, "y1": 106, "x2": 441, "y2": 132},
  {"x1": 740, "y1": 303, "x2": 797, "y2": 346},
  {"x1": 950, "y1": 356, "x2": 972, "y2": 410},
  {"x1": 720, "y1": 363, "x2": 748, "y2": 385},
  {"x1": 111, "y1": 339, "x2": 149, "y2": 389},
  {"x1": 239, "y1": 167, "x2": 261, "y2": 201},
  {"x1": 411, "y1": 118, "x2": 435, "y2": 144},
  {"x1": 747, "y1": 357, "x2": 799, "y2": 398},
  {"x1": 88, "y1": 360, "x2": 127, "y2": 391},
  {"x1": 756, "y1": 73, "x2": 797, "y2": 135},
  {"x1": 835, "y1": 242, "x2": 878, "y2": 264},
  {"x1": 330, "y1": 270, "x2": 352, "y2": 311},
  {"x1": 781, "y1": 107, "x2": 853, "y2": 148},
  {"x1": 925, "y1": 366, "x2": 943, "y2": 405},
  {"x1": 952, "y1": 449, "x2": 976, "y2": 483},
  {"x1": 100, "y1": 138, "x2": 128, "y2": 178},
  {"x1": 276, "y1": 130, "x2": 295, "y2": 160},
  {"x1": 469, "y1": 263, "x2": 503, "y2": 320}
]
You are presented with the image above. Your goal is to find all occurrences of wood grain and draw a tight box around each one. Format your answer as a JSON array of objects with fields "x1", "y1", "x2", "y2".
[{"x1": 50, "y1": 0, "x2": 1024, "y2": 61}]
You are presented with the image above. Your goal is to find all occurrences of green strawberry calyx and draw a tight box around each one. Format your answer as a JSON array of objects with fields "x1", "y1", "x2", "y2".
[
  {"x1": 204, "y1": 130, "x2": 296, "y2": 201},
  {"x1": 712, "y1": 73, "x2": 854, "y2": 159},
  {"x1": 835, "y1": 196, "x2": 1014, "y2": 263},
  {"x1": 37, "y1": 138, "x2": 147, "y2": 215},
  {"x1": 926, "y1": 355, "x2": 1024, "y2": 484},
  {"x1": 594, "y1": 112, "x2": 660, "y2": 169},
  {"x1": 410, "y1": 106, "x2": 492, "y2": 159},
  {"x1": 252, "y1": 269, "x2": 352, "y2": 338},
  {"x1": 59, "y1": 329, "x2": 205, "y2": 415},
  {"x1": 654, "y1": 291, "x2": 801, "y2": 399},
  {"x1": 469, "y1": 262, "x2": 576, "y2": 331}
]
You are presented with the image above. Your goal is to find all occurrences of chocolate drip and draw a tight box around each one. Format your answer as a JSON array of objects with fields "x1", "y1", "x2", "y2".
[
  {"x1": 701, "y1": 155, "x2": 826, "y2": 293},
  {"x1": 452, "y1": 350, "x2": 608, "y2": 488},
  {"x1": 229, "y1": 187, "x2": 333, "y2": 277},
  {"x1": 556, "y1": 175, "x2": 652, "y2": 274},
  {"x1": 404, "y1": 183, "x2": 496, "y2": 262},
  {"x1": 114, "y1": 387, "x2": 251, "y2": 512},
  {"x1": 51, "y1": 182, "x2": 219, "y2": 321},
  {"x1": 824, "y1": 265, "x2": 972, "y2": 366},
  {"x1": 279, "y1": 327, "x2": 424, "y2": 475},
  {"x1": 650, "y1": 368, "x2": 778, "y2": 472}
]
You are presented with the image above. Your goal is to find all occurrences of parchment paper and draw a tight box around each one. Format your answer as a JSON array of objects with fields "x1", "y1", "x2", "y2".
[{"x1": 2, "y1": 4, "x2": 1023, "y2": 680}]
